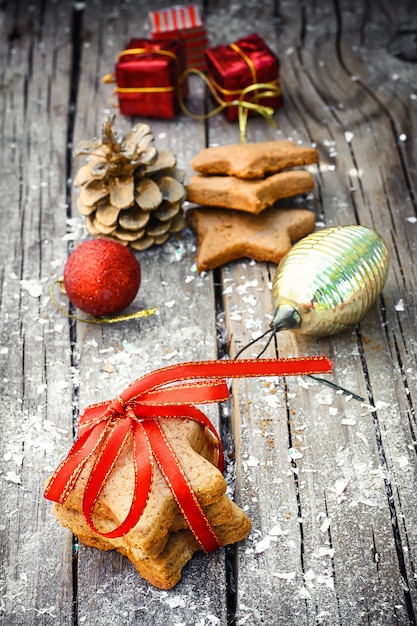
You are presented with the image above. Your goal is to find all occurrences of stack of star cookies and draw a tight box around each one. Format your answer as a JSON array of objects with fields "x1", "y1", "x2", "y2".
[
  {"x1": 186, "y1": 140, "x2": 319, "y2": 271},
  {"x1": 48, "y1": 418, "x2": 251, "y2": 590}
]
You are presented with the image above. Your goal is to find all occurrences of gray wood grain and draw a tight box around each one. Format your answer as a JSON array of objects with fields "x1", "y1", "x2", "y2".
[{"x1": 1, "y1": 0, "x2": 417, "y2": 624}]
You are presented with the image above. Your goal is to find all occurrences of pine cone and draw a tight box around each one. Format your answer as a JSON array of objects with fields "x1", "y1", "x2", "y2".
[{"x1": 74, "y1": 115, "x2": 187, "y2": 250}]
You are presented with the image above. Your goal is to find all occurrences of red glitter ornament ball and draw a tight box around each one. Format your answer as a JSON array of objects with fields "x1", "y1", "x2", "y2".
[{"x1": 63, "y1": 239, "x2": 141, "y2": 317}]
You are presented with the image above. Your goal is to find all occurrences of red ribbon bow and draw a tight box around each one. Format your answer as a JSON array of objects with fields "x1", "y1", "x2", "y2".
[{"x1": 44, "y1": 357, "x2": 332, "y2": 553}]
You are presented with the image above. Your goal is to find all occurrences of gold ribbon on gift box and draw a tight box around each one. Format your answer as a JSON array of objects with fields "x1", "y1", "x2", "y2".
[
  {"x1": 102, "y1": 44, "x2": 281, "y2": 143},
  {"x1": 179, "y1": 69, "x2": 280, "y2": 142},
  {"x1": 102, "y1": 47, "x2": 181, "y2": 98}
]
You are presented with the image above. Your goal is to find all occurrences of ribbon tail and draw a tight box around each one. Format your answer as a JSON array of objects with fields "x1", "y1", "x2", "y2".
[
  {"x1": 82, "y1": 417, "x2": 134, "y2": 537},
  {"x1": 81, "y1": 416, "x2": 154, "y2": 539},
  {"x1": 44, "y1": 421, "x2": 108, "y2": 503},
  {"x1": 119, "y1": 357, "x2": 333, "y2": 407},
  {"x1": 143, "y1": 419, "x2": 223, "y2": 553}
]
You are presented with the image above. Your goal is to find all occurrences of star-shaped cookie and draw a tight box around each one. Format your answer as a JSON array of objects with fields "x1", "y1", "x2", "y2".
[
  {"x1": 190, "y1": 140, "x2": 319, "y2": 179},
  {"x1": 54, "y1": 419, "x2": 226, "y2": 557},
  {"x1": 187, "y1": 206, "x2": 316, "y2": 272},
  {"x1": 46, "y1": 416, "x2": 252, "y2": 588},
  {"x1": 186, "y1": 170, "x2": 315, "y2": 214}
]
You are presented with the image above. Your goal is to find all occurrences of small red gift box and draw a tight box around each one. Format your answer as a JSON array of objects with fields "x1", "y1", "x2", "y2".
[
  {"x1": 148, "y1": 5, "x2": 208, "y2": 70},
  {"x1": 204, "y1": 33, "x2": 283, "y2": 123},
  {"x1": 113, "y1": 38, "x2": 188, "y2": 118}
]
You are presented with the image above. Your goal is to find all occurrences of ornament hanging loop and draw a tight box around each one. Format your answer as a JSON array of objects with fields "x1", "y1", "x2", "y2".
[
  {"x1": 49, "y1": 279, "x2": 158, "y2": 325},
  {"x1": 233, "y1": 330, "x2": 365, "y2": 402}
]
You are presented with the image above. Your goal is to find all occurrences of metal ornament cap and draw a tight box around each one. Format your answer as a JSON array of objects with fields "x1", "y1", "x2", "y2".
[{"x1": 270, "y1": 225, "x2": 390, "y2": 336}]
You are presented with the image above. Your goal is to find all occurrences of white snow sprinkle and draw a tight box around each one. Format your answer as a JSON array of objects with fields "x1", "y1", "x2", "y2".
[
  {"x1": 314, "y1": 546, "x2": 335, "y2": 559},
  {"x1": 162, "y1": 350, "x2": 179, "y2": 360},
  {"x1": 3, "y1": 471, "x2": 22, "y2": 484},
  {"x1": 236, "y1": 279, "x2": 259, "y2": 294},
  {"x1": 164, "y1": 595, "x2": 186, "y2": 608},
  {"x1": 331, "y1": 478, "x2": 350, "y2": 495},
  {"x1": 273, "y1": 571, "x2": 296, "y2": 581},
  {"x1": 255, "y1": 536, "x2": 271, "y2": 553},
  {"x1": 317, "y1": 575, "x2": 335, "y2": 589},
  {"x1": 61, "y1": 232, "x2": 78, "y2": 241},
  {"x1": 288, "y1": 447, "x2": 303, "y2": 460},
  {"x1": 395, "y1": 299, "x2": 405, "y2": 312},
  {"x1": 269, "y1": 523, "x2": 289, "y2": 537},
  {"x1": 398, "y1": 456, "x2": 409, "y2": 469},
  {"x1": 20, "y1": 279, "x2": 44, "y2": 298},
  {"x1": 298, "y1": 586, "x2": 311, "y2": 599}
]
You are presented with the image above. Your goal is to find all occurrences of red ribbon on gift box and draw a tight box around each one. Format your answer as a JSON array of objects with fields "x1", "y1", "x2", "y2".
[{"x1": 44, "y1": 357, "x2": 332, "y2": 553}]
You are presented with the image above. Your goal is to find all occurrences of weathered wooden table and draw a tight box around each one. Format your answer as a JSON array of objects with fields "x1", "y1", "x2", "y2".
[{"x1": 2, "y1": 1, "x2": 417, "y2": 624}]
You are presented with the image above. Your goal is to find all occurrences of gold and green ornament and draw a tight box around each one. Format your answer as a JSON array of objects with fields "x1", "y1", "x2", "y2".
[
  {"x1": 270, "y1": 225, "x2": 390, "y2": 336},
  {"x1": 73, "y1": 115, "x2": 187, "y2": 250}
]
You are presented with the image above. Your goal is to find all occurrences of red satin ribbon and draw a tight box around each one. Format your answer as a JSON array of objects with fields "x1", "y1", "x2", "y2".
[{"x1": 44, "y1": 357, "x2": 332, "y2": 552}]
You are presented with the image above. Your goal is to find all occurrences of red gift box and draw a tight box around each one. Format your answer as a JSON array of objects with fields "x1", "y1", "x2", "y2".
[
  {"x1": 113, "y1": 38, "x2": 188, "y2": 118},
  {"x1": 204, "y1": 33, "x2": 283, "y2": 123},
  {"x1": 148, "y1": 5, "x2": 208, "y2": 70}
]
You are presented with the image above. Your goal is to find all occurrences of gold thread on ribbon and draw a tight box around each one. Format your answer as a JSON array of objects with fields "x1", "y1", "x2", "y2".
[{"x1": 49, "y1": 279, "x2": 158, "y2": 325}]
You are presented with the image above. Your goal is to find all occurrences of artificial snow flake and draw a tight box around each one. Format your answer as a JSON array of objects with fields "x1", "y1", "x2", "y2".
[
  {"x1": 269, "y1": 523, "x2": 289, "y2": 536},
  {"x1": 331, "y1": 478, "x2": 350, "y2": 495},
  {"x1": 164, "y1": 595, "x2": 186, "y2": 609},
  {"x1": 246, "y1": 455, "x2": 260, "y2": 467},
  {"x1": 273, "y1": 571, "x2": 296, "y2": 580},
  {"x1": 398, "y1": 456, "x2": 409, "y2": 469},
  {"x1": 255, "y1": 536, "x2": 271, "y2": 553},
  {"x1": 3, "y1": 471, "x2": 22, "y2": 484},
  {"x1": 20, "y1": 279, "x2": 44, "y2": 298},
  {"x1": 298, "y1": 586, "x2": 311, "y2": 599},
  {"x1": 288, "y1": 447, "x2": 303, "y2": 460}
]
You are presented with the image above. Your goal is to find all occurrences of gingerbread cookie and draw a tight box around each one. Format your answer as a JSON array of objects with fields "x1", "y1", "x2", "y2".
[
  {"x1": 47, "y1": 415, "x2": 252, "y2": 587},
  {"x1": 186, "y1": 170, "x2": 315, "y2": 214},
  {"x1": 54, "y1": 498, "x2": 251, "y2": 590},
  {"x1": 190, "y1": 140, "x2": 319, "y2": 179},
  {"x1": 187, "y1": 206, "x2": 316, "y2": 272},
  {"x1": 55, "y1": 419, "x2": 226, "y2": 558}
]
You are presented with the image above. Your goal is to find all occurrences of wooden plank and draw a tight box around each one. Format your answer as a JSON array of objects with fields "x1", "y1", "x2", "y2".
[
  {"x1": 0, "y1": 1, "x2": 77, "y2": 624},
  {"x1": 202, "y1": 1, "x2": 417, "y2": 624},
  {"x1": 1, "y1": 0, "x2": 417, "y2": 624},
  {"x1": 65, "y1": 2, "x2": 228, "y2": 625}
]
